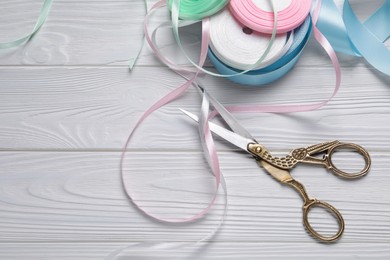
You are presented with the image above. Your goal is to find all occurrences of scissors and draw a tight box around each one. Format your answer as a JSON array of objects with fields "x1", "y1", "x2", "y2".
[{"x1": 180, "y1": 109, "x2": 371, "y2": 242}]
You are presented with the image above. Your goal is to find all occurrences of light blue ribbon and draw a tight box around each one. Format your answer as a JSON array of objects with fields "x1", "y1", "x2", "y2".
[
  {"x1": 208, "y1": 16, "x2": 312, "y2": 86},
  {"x1": 317, "y1": 0, "x2": 390, "y2": 75}
]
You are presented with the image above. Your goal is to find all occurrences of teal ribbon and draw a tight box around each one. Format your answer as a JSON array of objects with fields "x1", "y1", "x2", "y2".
[
  {"x1": 0, "y1": 0, "x2": 146, "y2": 69},
  {"x1": 167, "y1": 0, "x2": 228, "y2": 20},
  {"x1": 0, "y1": 0, "x2": 53, "y2": 49},
  {"x1": 169, "y1": 0, "x2": 280, "y2": 78},
  {"x1": 317, "y1": 0, "x2": 390, "y2": 75}
]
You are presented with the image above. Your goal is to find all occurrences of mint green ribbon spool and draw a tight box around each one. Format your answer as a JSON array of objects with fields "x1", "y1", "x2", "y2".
[{"x1": 168, "y1": 0, "x2": 228, "y2": 20}]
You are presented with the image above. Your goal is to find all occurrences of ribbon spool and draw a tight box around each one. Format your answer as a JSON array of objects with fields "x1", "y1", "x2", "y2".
[
  {"x1": 167, "y1": 0, "x2": 229, "y2": 20},
  {"x1": 209, "y1": 8, "x2": 291, "y2": 71},
  {"x1": 119, "y1": 2, "x2": 343, "y2": 254},
  {"x1": 208, "y1": 16, "x2": 312, "y2": 86},
  {"x1": 229, "y1": 0, "x2": 312, "y2": 34}
]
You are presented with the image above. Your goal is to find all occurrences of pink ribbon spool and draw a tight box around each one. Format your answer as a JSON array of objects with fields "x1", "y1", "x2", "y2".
[{"x1": 229, "y1": 0, "x2": 312, "y2": 33}]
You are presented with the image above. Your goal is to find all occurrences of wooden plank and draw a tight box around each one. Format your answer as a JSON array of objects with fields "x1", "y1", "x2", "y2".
[
  {"x1": 0, "y1": 242, "x2": 389, "y2": 259},
  {"x1": 0, "y1": 66, "x2": 389, "y2": 150},
  {"x1": 1, "y1": 1, "x2": 389, "y2": 259},
  {"x1": 0, "y1": 151, "x2": 388, "y2": 244},
  {"x1": 0, "y1": 0, "x2": 145, "y2": 66},
  {"x1": 0, "y1": 0, "x2": 385, "y2": 68}
]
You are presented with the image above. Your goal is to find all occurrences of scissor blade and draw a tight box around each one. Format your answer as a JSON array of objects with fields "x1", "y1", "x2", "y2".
[
  {"x1": 179, "y1": 109, "x2": 255, "y2": 152},
  {"x1": 259, "y1": 160, "x2": 293, "y2": 183}
]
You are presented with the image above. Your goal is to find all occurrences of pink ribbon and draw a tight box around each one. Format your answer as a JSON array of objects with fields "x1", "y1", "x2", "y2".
[
  {"x1": 121, "y1": 1, "x2": 226, "y2": 222},
  {"x1": 121, "y1": 0, "x2": 340, "y2": 225},
  {"x1": 229, "y1": 0, "x2": 312, "y2": 33}
]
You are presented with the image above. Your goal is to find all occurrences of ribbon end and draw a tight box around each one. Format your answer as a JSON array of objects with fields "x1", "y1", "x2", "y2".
[{"x1": 128, "y1": 58, "x2": 136, "y2": 70}]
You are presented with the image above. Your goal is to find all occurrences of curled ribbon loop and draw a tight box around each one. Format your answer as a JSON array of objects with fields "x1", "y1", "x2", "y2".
[
  {"x1": 343, "y1": 0, "x2": 390, "y2": 75},
  {"x1": 0, "y1": 0, "x2": 145, "y2": 69},
  {"x1": 317, "y1": 0, "x2": 390, "y2": 75},
  {"x1": 0, "y1": 0, "x2": 53, "y2": 49},
  {"x1": 118, "y1": 1, "x2": 343, "y2": 256},
  {"x1": 123, "y1": 0, "x2": 342, "y2": 226},
  {"x1": 121, "y1": 14, "x2": 226, "y2": 224}
]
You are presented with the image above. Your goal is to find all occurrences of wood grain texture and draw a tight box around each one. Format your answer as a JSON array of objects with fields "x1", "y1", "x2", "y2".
[
  {"x1": 0, "y1": 0, "x2": 384, "y2": 67},
  {"x1": 1, "y1": 242, "x2": 389, "y2": 260},
  {"x1": 0, "y1": 66, "x2": 389, "y2": 150},
  {"x1": 0, "y1": 0, "x2": 390, "y2": 259},
  {"x1": 0, "y1": 0, "x2": 145, "y2": 66},
  {"x1": 0, "y1": 151, "x2": 388, "y2": 243}
]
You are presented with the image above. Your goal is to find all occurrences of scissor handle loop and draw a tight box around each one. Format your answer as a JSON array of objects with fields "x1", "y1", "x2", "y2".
[
  {"x1": 328, "y1": 143, "x2": 371, "y2": 179},
  {"x1": 303, "y1": 199, "x2": 345, "y2": 242}
]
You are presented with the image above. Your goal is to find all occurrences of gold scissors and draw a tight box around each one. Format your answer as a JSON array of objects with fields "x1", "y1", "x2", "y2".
[{"x1": 180, "y1": 109, "x2": 371, "y2": 242}]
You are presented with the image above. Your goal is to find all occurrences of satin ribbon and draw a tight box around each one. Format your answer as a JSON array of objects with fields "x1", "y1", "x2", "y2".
[
  {"x1": 209, "y1": 8, "x2": 293, "y2": 71},
  {"x1": 119, "y1": 0, "x2": 275, "y2": 231},
  {"x1": 122, "y1": 0, "x2": 341, "y2": 224},
  {"x1": 317, "y1": 0, "x2": 390, "y2": 75},
  {"x1": 208, "y1": 16, "x2": 311, "y2": 86},
  {"x1": 167, "y1": 0, "x2": 228, "y2": 20},
  {"x1": 212, "y1": 0, "x2": 341, "y2": 113},
  {"x1": 122, "y1": 0, "x2": 226, "y2": 224},
  {"x1": 117, "y1": 1, "x2": 342, "y2": 258},
  {"x1": 0, "y1": 0, "x2": 145, "y2": 69},
  {"x1": 229, "y1": 0, "x2": 312, "y2": 33},
  {"x1": 0, "y1": 0, "x2": 53, "y2": 49},
  {"x1": 168, "y1": 0, "x2": 280, "y2": 77}
]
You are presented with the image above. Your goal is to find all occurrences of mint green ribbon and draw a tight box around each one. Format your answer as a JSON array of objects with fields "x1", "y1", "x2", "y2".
[
  {"x1": 169, "y1": 0, "x2": 279, "y2": 77},
  {"x1": 168, "y1": 0, "x2": 228, "y2": 20},
  {"x1": 0, "y1": 0, "x2": 53, "y2": 49},
  {"x1": 0, "y1": 0, "x2": 146, "y2": 69}
]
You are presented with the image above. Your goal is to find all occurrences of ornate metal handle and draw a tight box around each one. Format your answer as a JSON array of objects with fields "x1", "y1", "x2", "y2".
[
  {"x1": 302, "y1": 199, "x2": 345, "y2": 242},
  {"x1": 327, "y1": 142, "x2": 371, "y2": 179},
  {"x1": 286, "y1": 179, "x2": 345, "y2": 242},
  {"x1": 249, "y1": 141, "x2": 371, "y2": 179}
]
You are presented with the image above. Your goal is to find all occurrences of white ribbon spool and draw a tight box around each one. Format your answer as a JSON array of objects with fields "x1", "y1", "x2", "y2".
[{"x1": 209, "y1": 8, "x2": 292, "y2": 71}]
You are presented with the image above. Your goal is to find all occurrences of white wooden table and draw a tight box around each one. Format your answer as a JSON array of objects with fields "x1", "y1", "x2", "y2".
[{"x1": 1, "y1": 1, "x2": 389, "y2": 259}]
